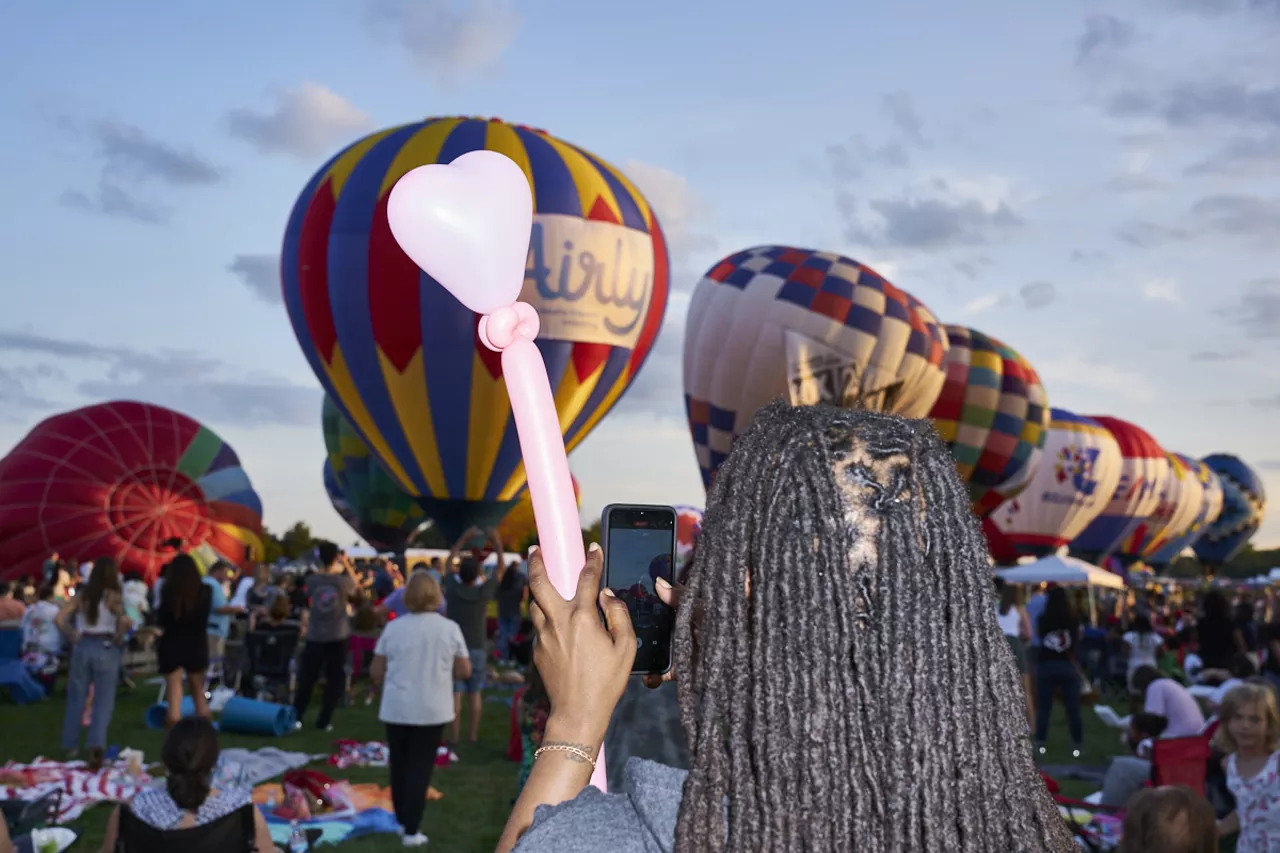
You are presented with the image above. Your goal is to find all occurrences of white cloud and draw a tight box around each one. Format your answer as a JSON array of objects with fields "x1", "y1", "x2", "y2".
[
  {"x1": 1035, "y1": 354, "x2": 1155, "y2": 402},
  {"x1": 621, "y1": 160, "x2": 719, "y2": 274},
  {"x1": 961, "y1": 292, "x2": 1009, "y2": 316},
  {"x1": 225, "y1": 83, "x2": 371, "y2": 158},
  {"x1": 1141, "y1": 277, "x2": 1183, "y2": 302},
  {"x1": 368, "y1": 0, "x2": 521, "y2": 83}
]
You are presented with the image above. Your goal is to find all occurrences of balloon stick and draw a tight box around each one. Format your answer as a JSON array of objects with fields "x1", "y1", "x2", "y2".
[{"x1": 385, "y1": 150, "x2": 607, "y2": 791}]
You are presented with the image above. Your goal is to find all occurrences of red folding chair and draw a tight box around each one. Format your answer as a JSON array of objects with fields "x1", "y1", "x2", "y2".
[{"x1": 1150, "y1": 725, "x2": 1216, "y2": 796}]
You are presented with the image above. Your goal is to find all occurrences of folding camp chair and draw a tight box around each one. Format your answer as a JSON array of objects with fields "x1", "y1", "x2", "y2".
[
  {"x1": 1150, "y1": 730, "x2": 1215, "y2": 795},
  {"x1": 1, "y1": 791, "x2": 61, "y2": 837},
  {"x1": 244, "y1": 626, "x2": 300, "y2": 704}
]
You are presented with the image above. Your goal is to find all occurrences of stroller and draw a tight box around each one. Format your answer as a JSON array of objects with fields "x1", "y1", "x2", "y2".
[{"x1": 242, "y1": 626, "x2": 300, "y2": 704}]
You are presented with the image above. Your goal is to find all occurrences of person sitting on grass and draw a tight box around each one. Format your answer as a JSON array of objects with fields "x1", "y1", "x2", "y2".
[{"x1": 98, "y1": 717, "x2": 275, "y2": 853}]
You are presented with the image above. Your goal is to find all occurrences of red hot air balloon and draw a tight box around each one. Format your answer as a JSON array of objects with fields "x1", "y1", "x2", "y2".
[{"x1": 0, "y1": 402, "x2": 265, "y2": 584}]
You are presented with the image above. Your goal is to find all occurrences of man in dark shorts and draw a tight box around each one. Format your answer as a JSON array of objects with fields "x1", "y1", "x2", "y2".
[
  {"x1": 292, "y1": 542, "x2": 360, "y2": 731},
  {"x1": 445, "y1": 527, "x2": 509, "y2": 744}
]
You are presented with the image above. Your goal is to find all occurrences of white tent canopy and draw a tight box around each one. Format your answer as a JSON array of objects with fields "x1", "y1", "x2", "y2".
[{"x1": 996, "y1": 554, "x2": 1126, "y2": 591}]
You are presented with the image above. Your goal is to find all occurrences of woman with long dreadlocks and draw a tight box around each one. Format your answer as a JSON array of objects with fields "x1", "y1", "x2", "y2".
[{"x1": 495, "y1": 402, "x2": 1076, "y2": 853}]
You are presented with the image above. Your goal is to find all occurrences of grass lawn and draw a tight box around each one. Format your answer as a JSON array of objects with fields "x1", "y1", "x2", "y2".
[{"x1": 2, "y1": 686, "x2": 1130, "y2": 852}]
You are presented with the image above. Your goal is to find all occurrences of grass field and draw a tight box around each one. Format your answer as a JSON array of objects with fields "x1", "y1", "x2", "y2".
[{"x1": 1, "y1": 686, "x2": 1129, "y2": 852}]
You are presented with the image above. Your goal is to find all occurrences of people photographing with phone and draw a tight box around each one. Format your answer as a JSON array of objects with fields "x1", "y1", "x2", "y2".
[{"x1": 496, "y1": 401, "x2": 1076, "y2": 853}]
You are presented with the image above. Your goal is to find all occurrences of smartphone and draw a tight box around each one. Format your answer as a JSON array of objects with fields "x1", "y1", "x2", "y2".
[{"x1": 601, "y1": 504, "x2": 677, "y2": 675}]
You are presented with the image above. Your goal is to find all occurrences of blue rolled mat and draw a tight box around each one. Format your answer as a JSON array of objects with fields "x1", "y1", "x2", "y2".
[
  {"x1": 145, "y1": 696, "x2": 195, "y2": 729},
  {"x1": 219, "y1": 696, "x2": 296, "y2": 736}
]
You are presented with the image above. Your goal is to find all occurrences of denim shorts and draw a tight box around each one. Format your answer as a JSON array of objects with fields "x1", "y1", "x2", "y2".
[{"x1": 453, "y1": 648, "x2": 487, "y2": 694}]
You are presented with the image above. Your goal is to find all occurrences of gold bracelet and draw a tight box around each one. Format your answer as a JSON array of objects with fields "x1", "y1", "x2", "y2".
[{"x1": 533, "y1": 743, "x2": 597, "y2": 769}]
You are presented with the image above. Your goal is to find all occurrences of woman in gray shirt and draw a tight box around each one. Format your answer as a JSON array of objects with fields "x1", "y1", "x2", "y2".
[{"x1": 496, "y1": 403, "x2": 1076, "y2": 853}]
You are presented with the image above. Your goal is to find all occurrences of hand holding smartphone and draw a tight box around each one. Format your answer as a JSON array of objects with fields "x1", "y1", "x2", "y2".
[{"x1": 601, "y1": 504, "x2": 677, "y2": 676}]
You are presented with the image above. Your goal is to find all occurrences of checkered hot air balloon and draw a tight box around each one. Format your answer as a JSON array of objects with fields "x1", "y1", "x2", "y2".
[
  {"x1": 1194, "y1": 454, "x2": 1266, "y2": 567},
  {"x1": 1069, "y1": 416, "x2": 1171, "y2": 562},
  {"x1": 0, "y1": 401, "x2": 264, "y2": 584},
  {"x1": 284, "y1": 117, "x2": 670, "y2": 540},
  {"x1": 1146, "y1": 457, "x2": 1224, "y2": 567},
  {"x1": 682, "y1": 246, "x2": 949, "y2": 489},
  {"x1": 322, "y1": 396, "x2": 426, "y2": 553},
  {"x1": 984, "y1": 409, "x2": 1123, "y2": 563},
  {"x1": 927, "y1": 326, "x2": 1049, "y2": 517}
]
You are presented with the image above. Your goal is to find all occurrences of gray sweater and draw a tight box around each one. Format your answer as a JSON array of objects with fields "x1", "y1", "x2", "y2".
[{"x1": 514, "y1": 758, "x2": 687, "y2": 853}]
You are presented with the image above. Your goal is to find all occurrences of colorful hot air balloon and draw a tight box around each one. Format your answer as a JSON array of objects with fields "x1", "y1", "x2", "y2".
[
  {"x1": 284, "y1": 117, "x2": 669, "y2": 540},
  {"x1": 674, "y1": 505, "x2": 703, "y2": 567},
  {"x1": 927, "y1": 326, "x2": 1049, "y2": 516},
  {"x1": 0, "y1": 401, "x2": 264, "y2": 583},
  {"x1": 322, "y1": 397, "x2": 427, "y2": 553},
  {"x1": 683, "y1": 246, "x2": 949, "y2": 488},
  {"x1": 983, "y1": 409, "x2": 1122, "y2": 563},
  {"x1": 496, "y1": 474, "x2": 581, "y2": 551},
  {"x1": 648, "y1": 552, "x2": 673, "y2": 583},
  {"x1": 1113, "y1": 452, "x2": 1206, "y2": 565},
  {"x1": 1146, "y1": 456, "x2": 1224, "y2": 566},
  {"x1": 1194, "y1": 454, "x2": 1267, "y2": 567},
  {"x1": 322, "y1": 459, "x2": 359, "y2": 533},
  {"x1": 1070, "y1": 416, "x2": 1171, "y2": 561}
]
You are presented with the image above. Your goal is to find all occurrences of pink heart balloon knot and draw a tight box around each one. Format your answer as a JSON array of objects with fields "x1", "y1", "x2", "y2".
[{"x1": 478, "y1": 302, "x2": 540, "y2": 352}]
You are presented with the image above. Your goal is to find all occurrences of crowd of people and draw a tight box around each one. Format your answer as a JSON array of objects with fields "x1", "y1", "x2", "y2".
[{"x1": 2, "y1": 401, "x2": 1278, "y2": 851}]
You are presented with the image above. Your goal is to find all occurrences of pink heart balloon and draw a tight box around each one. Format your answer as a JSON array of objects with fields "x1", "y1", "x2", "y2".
[{"x1": 386, "y1": 150, "x2": 533, "y2": 315}]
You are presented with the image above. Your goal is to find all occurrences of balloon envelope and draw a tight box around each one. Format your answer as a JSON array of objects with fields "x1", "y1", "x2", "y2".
[
  {"x1": 322, "y1": 397, "x2": 426, "y2": 553},
  {"x1": 1146, "y1": 456, "x2": 1224, "y2": 566},
  {"x1": 0, "y1": 401, "x2": 264, "y2": 583},
  {"x1": 683, "y1": 245, "x2": 948, "y2": 488},
  {"x1": 984, "y1": 409, "x2": 1122, "y2": 563},
  {"x1": 283, "y1": 117, "x2": 670, "y2": 540},
  {"x1": 1070, "y1": 416, "x2": 1170, "y2": 559},
  {"x1": 1117, "y1": 452, "x2": 1206, "y2": 563},
  {"x1": 323, "y1": 459, "x2": 359, "y2": 532},
  {"x1": 928, "y1": 326, "x2": 1049, "y2": 517},
  {"x1": 673, "y1": 505, "x2": 703, "y2": 567},
  {"x1": 1193, "y1": 454, "x2": 1266, "y2": 566}
]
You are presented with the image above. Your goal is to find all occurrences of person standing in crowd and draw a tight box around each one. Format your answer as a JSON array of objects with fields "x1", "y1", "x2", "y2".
[
  {"x1": 1035, "y1": 586, "x2": 1084, "y2": 758},
  {"x1": 1123, "y1": 613, "x2": 1163, "y2": 693},
  {"x1": 496, "y1": 561, "x2": 528, "y2": 663},
  {"x1": 995, "y1": 577, "x2": 1035, "y2": 726},
  {"x1": 370, "y1": 572, "x2": 470, "y2": 846},
  {"x1": 0, "y1": 581, "x2": 27, "y2": 622},
  {"x1": 41, "y1": 552, "x2": 60, "y2": 585},
  {"x1": 293, "y1": 542, "x2": 361, "y2": 732},
  {"x1": 203, "y1": 562, "x2": 241, "y2": 682},
  {"x1": 1198, "y1": 590, "x2": 1244, "y2": 672},
  {"x1": 445, "y1": 528, "x2": 508, "y2": 745},
  {"x1": 156, "y1": 555, "x2": 214, "y2": 727},
  {"x1": 55, "y1": 557, "x2": 131, "y2": 766},
  {"x1": 234, "y1": 564, "x2": 278, "y2": 616},
  {"x1": 20, "y1": 584, "x2": 62, "y2": 692}
]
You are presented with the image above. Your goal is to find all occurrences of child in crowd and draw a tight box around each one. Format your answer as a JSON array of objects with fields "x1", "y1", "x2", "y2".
[{"x1": 1214, "y1": 683, "x2": 1280, "y2": 851}]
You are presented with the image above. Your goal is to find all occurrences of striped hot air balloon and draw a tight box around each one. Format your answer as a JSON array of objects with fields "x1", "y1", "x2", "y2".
[
  {"x1": 1194, "y1": 454, "x2": 1267, "y2": 568},
  {"x1": 928, "y1": 326, "x2": 1049, "y2": 517},
  {"x1": 0, "y1": 401, "x2": 264, "y2": 583},
  {"x1": 1070, "y1": 416, "x2": 1171, "y2": 562},
  {"x1": 1146, "y1": 456, "x2": 1224, "y2": 567},
  {"x1": 682, "y1": 246, "x2": 949, "y2": 488},
  {"x1": 283, "y1": 117, "x2": 669, "y2": 540},
  {"x1": 1114, "y1": 452, "x2": 1206, "y2": 566}
]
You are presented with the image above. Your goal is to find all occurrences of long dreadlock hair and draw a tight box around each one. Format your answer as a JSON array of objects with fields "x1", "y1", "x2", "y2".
[{"x1": 673, "y1": 401, "x2": 1075, "y2": 853}]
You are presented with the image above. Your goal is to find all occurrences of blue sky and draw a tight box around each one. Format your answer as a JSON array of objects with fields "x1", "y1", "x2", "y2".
[{"x1": 0, "y1": 0, "x2": 1276, "y2": 550}]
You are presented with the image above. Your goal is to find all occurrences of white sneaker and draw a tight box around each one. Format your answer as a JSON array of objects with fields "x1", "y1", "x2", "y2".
[{"x1": 402, "y1": 833, "x2": 428, "y2": 847}]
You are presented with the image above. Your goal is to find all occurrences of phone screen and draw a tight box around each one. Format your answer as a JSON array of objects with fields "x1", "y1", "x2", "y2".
[{"x1": 603, "y1": 505, "x2": 677, "y2": 675}]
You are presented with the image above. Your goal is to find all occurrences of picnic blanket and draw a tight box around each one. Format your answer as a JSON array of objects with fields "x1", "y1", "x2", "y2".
[
  {"x1": 253, "y1": 782, "x2": 414, "y2": 846},
  {"x1": 218, "y1": 747, "x2": 318, "y2": 787},
  {"x1": 0, "y1": 758, "x2": 152, "y2": 824}
]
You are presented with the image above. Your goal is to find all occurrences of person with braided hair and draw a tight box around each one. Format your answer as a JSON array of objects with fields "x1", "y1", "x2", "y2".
[{"x1": 496, "y1": 401, "x2": 1076, "y2": 853}]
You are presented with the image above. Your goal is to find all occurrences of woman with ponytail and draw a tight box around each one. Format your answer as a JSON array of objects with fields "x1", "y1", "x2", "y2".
[{"x1": 97, "y1": 718, "x2": 275, "y2": 852}]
